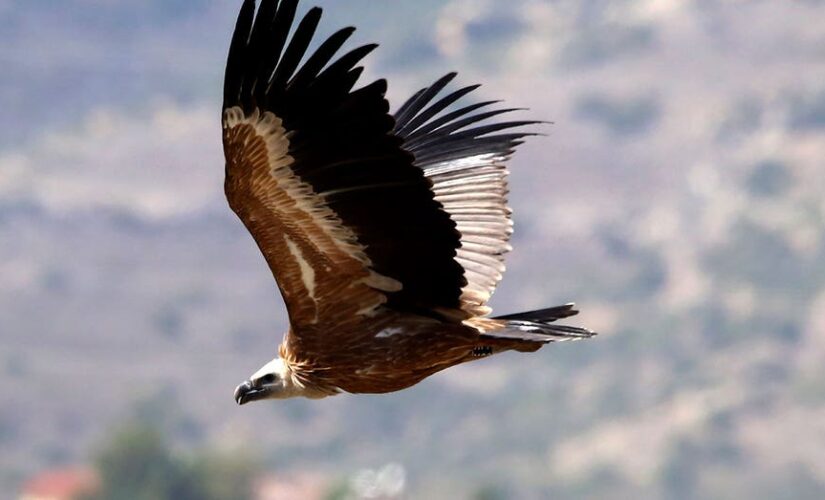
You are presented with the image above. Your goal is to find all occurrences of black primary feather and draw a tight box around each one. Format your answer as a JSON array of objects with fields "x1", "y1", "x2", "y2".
[
  {"x1": 224, "y1": 1, "x2": 468, "y2": 316},
  {"x1": 396, "y1": 83, "x2": 482, "y2": 137},
  {"x1": 393, "y1": 74, "x2": 541, "y2": 170},
  {"x1": 393, "y1": 72, "x2": 458, "y2": 129}
]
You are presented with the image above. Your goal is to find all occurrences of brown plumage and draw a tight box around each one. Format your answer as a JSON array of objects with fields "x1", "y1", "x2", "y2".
[{"x1": 223, "y1": 0, "x2": 596, "y2": 404}]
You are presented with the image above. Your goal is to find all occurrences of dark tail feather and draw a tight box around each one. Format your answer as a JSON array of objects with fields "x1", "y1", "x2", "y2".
[
  {"x1": 494, "y1": 303, "x2": 580, "y2": 323},
  {"x1": 484, "y1": 303, "x2": 596, "y2": 344}
]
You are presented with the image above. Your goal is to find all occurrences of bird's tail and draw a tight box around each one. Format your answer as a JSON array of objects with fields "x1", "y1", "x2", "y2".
[{"x1": 481, "y1": 303, "x2": 596, "y2": 345}]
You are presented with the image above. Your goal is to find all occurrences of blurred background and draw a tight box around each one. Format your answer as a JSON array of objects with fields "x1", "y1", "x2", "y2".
[{"x1": 2, "y1": 0, "x2": 825, "y2": 498}]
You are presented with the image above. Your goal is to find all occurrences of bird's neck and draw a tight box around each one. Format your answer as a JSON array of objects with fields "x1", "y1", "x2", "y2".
[{"x1": 279, "y1": 346, "x2": 341, "y2": 399}]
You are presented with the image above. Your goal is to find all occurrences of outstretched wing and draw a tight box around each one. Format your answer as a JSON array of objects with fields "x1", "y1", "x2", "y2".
[
  {"x1": 394, "y1": 74, "x2": 539, "y2": 317},
  {"x1": 222, "y1": 0, "x2": 467, "y2": 334}
]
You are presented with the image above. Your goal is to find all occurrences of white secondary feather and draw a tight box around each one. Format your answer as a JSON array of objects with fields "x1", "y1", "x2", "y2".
[{"x1": 424, "y1": 153, "x2": 513, "y2": 316}]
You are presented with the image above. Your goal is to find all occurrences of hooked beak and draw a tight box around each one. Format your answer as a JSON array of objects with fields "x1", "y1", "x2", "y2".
[{"x1": 234, "y1": 380, "x2": 270, "y2": 405}]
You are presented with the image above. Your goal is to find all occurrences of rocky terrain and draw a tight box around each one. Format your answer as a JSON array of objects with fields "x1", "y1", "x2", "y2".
[{"x1": 2, "y1": 0, "x2": 825, "y2": 497}]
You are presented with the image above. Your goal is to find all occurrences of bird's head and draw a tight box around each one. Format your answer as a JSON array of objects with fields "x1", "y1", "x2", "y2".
[
  {"x1": 235, "y1": 357, "x2": 297, "y2": 404},
  {"x1": 234, "y1": 357, "x2": 327, "y2": 404}
]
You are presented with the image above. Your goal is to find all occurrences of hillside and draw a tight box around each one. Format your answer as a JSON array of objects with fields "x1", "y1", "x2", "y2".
[{"x1": 1, "y1": 0, "x2": 825, "y2": 497}]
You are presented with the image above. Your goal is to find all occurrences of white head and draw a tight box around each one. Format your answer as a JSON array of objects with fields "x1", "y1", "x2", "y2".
[{"x1": 234, "y1": 357, "x2": 328, "y2": 404}]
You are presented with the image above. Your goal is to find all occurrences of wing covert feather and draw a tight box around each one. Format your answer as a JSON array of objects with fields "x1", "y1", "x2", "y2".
[{"x1": 222, "y1": 1, "x2": 468, "y2": 340}]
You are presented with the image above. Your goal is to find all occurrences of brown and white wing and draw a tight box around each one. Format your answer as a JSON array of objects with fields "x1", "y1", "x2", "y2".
[
  {"x1": 393, "y1": 74, "x2": 540, "y2": 317},
  {"x1": 222, "y1": 1, "x2": 468, "y2": 336}
]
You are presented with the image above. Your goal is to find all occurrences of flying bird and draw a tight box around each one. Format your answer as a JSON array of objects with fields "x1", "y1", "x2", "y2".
[{"x1": 224, "y1": 0, "x2": 595, "y2": 404}]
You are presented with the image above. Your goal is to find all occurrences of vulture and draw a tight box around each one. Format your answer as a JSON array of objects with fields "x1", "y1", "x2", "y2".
[{"x1": 224, "y1": 0, "x2": 595, "y2": 404}]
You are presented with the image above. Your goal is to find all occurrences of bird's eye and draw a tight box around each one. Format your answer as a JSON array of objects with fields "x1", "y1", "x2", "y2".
[{"x1": 260, "y1": 374, "x2": 277, "y2": 384}]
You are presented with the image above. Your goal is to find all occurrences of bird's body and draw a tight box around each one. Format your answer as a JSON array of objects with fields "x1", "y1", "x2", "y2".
[
  {"x1": 223, "y1": 0, "x2": 595, "y2": 404},
  {"x1": 283, "y1": 313, "x2": 490, "y2": 396}
]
